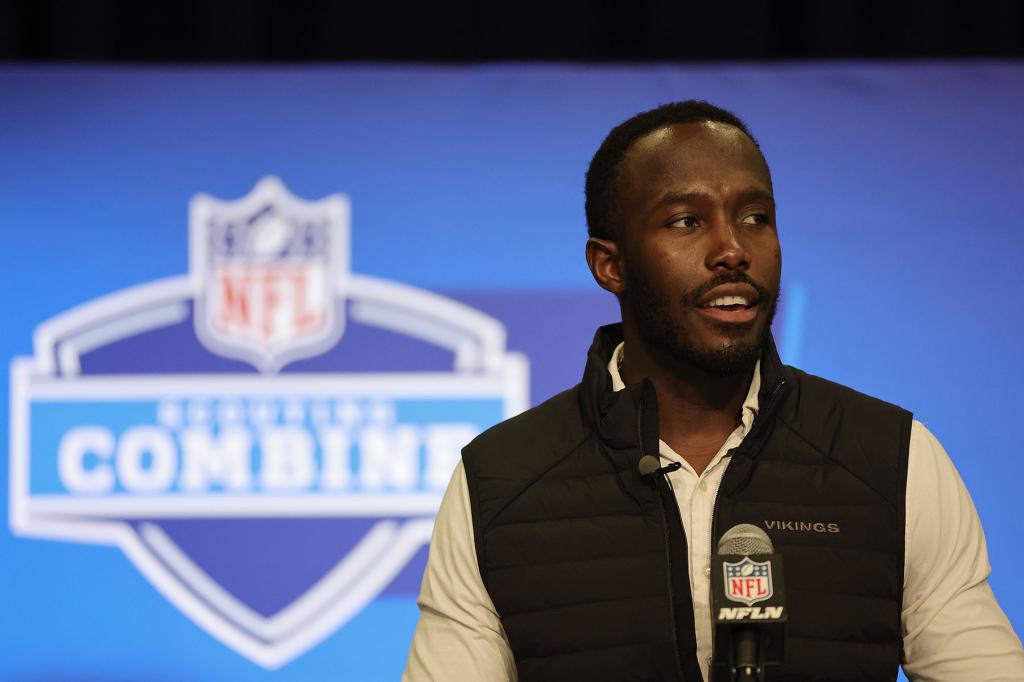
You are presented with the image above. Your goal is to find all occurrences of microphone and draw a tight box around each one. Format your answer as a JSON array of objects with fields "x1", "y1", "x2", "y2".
[
  {"x1": 710, "y1": 524, "x2": 786, "y2": 682},
  {"x1": 637, "y1": 455, "x2": 682, "y2": 478}
]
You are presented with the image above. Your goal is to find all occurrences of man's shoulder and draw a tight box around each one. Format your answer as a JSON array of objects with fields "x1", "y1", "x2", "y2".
[
  {"x1": 460, "y1": 385, "x2": 595, "y2": 530},
  {"x1": 784, "y1": 365, "x2": 913, "y2": 455},
  {"x1": 787, "y1": 365, "x2": 910, "y2": 417},
  {"x1": 461, "y1": 383, "x2": 589, "y2": 475}
]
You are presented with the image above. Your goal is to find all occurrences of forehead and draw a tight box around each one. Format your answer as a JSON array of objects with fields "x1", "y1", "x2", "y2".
[{"x1": 618, "y1": 121, "x2": 772, "y2": 197}]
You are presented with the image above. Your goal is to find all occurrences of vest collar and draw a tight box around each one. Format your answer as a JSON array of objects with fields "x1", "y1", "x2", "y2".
[{"x1": 578, "y1": 323, "x2": 790, "y2": 454}]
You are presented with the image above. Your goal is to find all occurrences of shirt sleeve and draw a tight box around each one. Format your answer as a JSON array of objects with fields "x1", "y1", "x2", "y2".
[
  {"x1": 901, "y1": 420, "x2": 1024, "y2": 681},
  {"x1": 402, "y1": 460, "x2": 518, "y2": 682}
]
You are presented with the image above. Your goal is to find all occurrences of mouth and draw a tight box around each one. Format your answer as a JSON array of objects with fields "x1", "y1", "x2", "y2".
[{"x1": 697, "y1": 294, "x2": 759, "y2": 324}]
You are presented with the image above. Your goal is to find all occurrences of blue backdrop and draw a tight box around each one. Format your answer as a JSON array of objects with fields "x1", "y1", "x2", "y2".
[{"x1": 1, "y1": 62, "x2": 1022, "y2": 680}]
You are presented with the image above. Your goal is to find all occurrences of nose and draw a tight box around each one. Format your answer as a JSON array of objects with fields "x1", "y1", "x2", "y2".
[{"x1": 704, "y1": 219, "x2": 750, "y2": 272}]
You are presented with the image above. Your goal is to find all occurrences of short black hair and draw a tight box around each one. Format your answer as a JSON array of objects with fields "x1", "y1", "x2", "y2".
[{"x1": 584, "y1": 100, "x2": 765, "y2": 240}]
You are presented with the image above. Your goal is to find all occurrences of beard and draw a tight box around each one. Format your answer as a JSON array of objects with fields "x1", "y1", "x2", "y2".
[{"x1": 626, "y1": 269, "x2": 779, "y2": 377}]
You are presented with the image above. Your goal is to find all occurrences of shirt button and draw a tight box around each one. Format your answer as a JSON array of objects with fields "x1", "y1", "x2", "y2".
[
  {"x1": 707, "y1": 655, "x2": 713, "y2": 666},
  {"x1": 698, "y1": 480, "x2": 707, "y2": 491},
  {"x1": 703, "y1": 565, "x2": 711, "y2": 577}
]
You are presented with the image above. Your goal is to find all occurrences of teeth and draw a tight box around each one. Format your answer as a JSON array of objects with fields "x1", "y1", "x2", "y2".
[{"x1": 707, "y1": 295, "x2": 750, "y2": 307}]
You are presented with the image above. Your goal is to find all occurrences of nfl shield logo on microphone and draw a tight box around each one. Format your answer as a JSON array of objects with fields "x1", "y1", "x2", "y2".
[
  {"x1": 724, "y1": 556, "x2": 774, "y2": 606},
  {"x1": 8, "y1": 177, "x2": 529, "y2": 669}
]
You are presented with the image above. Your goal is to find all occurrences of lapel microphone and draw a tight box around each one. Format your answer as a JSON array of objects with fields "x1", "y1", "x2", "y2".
[{"x1": 638, "y1": 454, "x2": 682, "y2": 478}]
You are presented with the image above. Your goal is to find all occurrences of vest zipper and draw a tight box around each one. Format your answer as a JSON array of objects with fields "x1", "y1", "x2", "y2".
[
  {"x1": 640, "y1": 396, "x2": 687, "y2": 682},
  {"x1": 709, "y1": 378, "x2": 787, "y2": 557},
  {"x1": 656, "y1": 478, "x2": 687, "y2": 681}
]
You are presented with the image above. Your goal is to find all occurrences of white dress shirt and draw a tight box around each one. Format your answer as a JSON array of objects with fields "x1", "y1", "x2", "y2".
[{"x1": 404, "y1": 344, "x2": 1024, "y2": 681}]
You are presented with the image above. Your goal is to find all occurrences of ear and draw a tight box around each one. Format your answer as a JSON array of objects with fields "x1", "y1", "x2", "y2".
[{"x1": 585, "y1": 237, "x2": 626, "y2": 295}]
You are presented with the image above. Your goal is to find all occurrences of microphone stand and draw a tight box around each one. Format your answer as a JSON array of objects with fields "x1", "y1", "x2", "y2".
[{"x1": 731, "y1": 629, "x2": 766, "y2": 682}]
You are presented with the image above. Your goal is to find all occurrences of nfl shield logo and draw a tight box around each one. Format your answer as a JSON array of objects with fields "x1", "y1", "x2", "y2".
[
  {"x1": 190, "y1": 176, "x2": 348, "y2": 373},
  {"x1": 723, "y1": 556, "x2": 774, "y2": 606}
]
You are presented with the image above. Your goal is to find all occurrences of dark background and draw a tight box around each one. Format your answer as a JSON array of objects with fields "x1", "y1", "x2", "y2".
[{"x1": 2, "y1": 0, "x2": 1022, "y2": 62}]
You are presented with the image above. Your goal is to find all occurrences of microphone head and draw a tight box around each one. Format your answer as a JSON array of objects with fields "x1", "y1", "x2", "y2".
[
  {"x1": 637, "y1": 455, "x2": 661, "y2": 476},
  {"x1": 718, "y1": 523, "x2": 774, "y2": 556}
]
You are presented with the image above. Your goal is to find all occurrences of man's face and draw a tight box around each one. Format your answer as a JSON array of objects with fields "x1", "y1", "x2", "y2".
[{"x1": 615, "y1": 121, "x2": 781, "y2": 376}]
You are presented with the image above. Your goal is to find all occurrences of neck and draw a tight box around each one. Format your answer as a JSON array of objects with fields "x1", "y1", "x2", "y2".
[{"x1": 619, "y1": 328, "x2": 755, "y2": 473}]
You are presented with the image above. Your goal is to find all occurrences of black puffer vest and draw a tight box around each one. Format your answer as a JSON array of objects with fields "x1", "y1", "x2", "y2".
[{"x1": 462, "y1": 324, "x2": 911, "y2": 681}]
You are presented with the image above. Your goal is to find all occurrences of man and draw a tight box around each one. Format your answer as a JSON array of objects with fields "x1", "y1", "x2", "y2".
[{"x1": 403, "y1": 101, "x2": 1024, "y2": 681}]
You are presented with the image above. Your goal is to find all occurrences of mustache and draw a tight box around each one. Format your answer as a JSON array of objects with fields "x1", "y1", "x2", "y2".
[{"x1": 683, "y1": 272, "x2": 774, "y2": 306}]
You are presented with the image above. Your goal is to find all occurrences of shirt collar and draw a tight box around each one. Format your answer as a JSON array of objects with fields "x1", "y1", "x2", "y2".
[{"x1": 606, "y1": 341, "x2": 761, "y2": 434}]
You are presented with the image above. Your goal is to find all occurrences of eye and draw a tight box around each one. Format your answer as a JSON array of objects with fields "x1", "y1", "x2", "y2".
[
  {"x1": 668, "y1": 215, "x2": 700, "y2": 230},
  {"x1": 741, "y1": 212, "x2": 771, "y2": 226}
]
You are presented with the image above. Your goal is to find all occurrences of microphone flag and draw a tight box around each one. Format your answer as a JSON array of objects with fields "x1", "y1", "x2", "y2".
[{"x1": 711, "y1": 540, "x2": 786, "y2": 678}]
